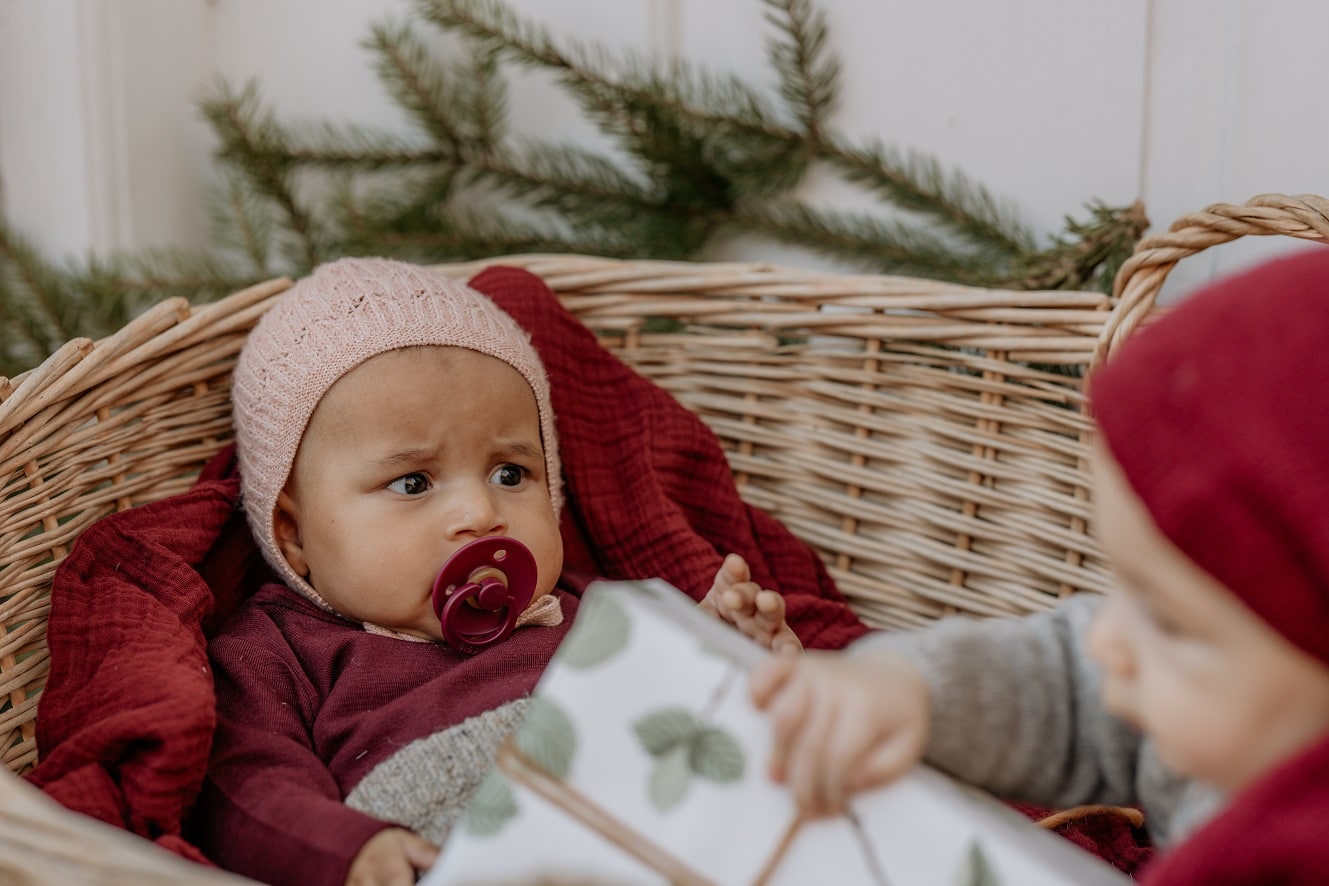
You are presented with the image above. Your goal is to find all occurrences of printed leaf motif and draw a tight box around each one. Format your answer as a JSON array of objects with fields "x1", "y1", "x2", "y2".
[
  {"x1": 514, "y1": 696, "x2": 577, "y2": 779},
  {"x1": 635, "y1": 709, "x2": 746, "y2": 812},
  {"x1": 954, "y1": 841, "x2": 1003, "y2": 886},
  {"x1": 462, "y1": 770, "x2": 519, "y2": 837},
  {"x1": 634, "y1": 708, "x2": 699, "y2": 757},
  {"x1": 648, "y1": 744, "x2": 693, "y2": 811},
  {"x1": 557, "y1": 592, "x2": 631, "y2": 669},
  {"x1": 689, "y1": 727, "x2": 744, "y2": 783}
]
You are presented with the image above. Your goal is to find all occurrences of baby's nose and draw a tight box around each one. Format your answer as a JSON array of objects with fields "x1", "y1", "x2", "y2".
[{"x1": 445, "y1": 484, "x2": 507, "y2": 538}]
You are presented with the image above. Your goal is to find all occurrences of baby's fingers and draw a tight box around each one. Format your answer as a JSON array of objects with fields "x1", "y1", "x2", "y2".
[
  {"x1": 770, "y1": 628, "x2": 803, "y2": 656},
  {"x1": 402, "y1": 833, "x2": 440, "y2": 871},
  {"x1": 715, "y1": 553, "x2": 750, "y2": 588},
  {"x1": 850, "y1": 727, "x2": 928, "y2": 798},
  {"x1": 749, "y1": 652, "x2": 800, "y2": 709},
  {"x1": 754, "y1": 592, "x2": 781, "y2": 621},
  {"x1": 782, "y1": 690, "x2": 840, "y2": 816}
]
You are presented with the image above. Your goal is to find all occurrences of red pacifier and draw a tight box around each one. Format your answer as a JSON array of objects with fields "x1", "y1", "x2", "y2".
[{"x1": 431, "y1": 536, "x2": 538, "y2": 655}]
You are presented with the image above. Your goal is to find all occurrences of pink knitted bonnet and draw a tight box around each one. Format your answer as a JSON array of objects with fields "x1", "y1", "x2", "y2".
[{"x1": 230, "y1": 257, "x2": 562, "y2": 605}]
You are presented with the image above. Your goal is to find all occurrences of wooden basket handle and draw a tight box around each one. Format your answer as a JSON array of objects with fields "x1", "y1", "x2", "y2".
[{"x1": 1093, "y1": 193, "x2": 1329, "y2": 368}]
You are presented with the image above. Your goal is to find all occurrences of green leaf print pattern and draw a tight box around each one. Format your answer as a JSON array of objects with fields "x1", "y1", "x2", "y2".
[
  {"x1": 689, "y1": 726, "x2": 743, "y2": 782},
  {"x1": 514, "y1": 696, "x2": 577, "y2": 779},
  {"x1": 463, "y1": 698, "x2": 578, "y2": 839},
  {"x1": 634, "y1": 709, "x2": 699, "y2": 756},
  {"x1": 556, "y1": 591, "x2": 631, "y2": 669},
  {"x1": 634, "y1": 707, "x2": 745, "y2": 812},
  {"x1": 462, "y1": 770, "x2": 519, "y2": 837},
  {"x1": 649, "y1": 744, "x2": 694, "y2": 811}
]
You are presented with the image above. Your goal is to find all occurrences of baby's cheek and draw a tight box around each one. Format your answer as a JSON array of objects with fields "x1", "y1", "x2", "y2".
[{"x1": 535, "y1": 539, "x2": 564, "y2": 596}]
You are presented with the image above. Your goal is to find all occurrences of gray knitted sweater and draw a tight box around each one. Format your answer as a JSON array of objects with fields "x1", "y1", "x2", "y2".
[{"x1": 861, "y1": 593, "x2": 1223, "y2": 848}]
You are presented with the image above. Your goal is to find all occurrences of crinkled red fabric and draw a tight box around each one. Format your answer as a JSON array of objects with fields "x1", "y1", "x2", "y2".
[
  {"x1": 473, "y1": 265, "x2": 870, "y2": 651},
  {"x1": 25, "y1": 265, "x2": 868, "y2": 862},
  {"x1": 25, "y1": 451, "x2": 255, "y2": 865}
]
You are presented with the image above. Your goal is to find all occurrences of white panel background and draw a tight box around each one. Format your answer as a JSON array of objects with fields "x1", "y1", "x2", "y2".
[{"x1": 2, "y1": 0, "x2": 1327, "y2": 303}]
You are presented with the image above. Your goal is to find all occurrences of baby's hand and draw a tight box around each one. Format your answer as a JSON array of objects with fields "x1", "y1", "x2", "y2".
[
  {"x1": 749, "y1": 648, "x2": 931, "y2": 817},
  {"x1": 346, "y1": 827, "x2": 439, "y2": 886},
  {"x1": 698, "y1": 553, "x2": 802, "y2": 655}
]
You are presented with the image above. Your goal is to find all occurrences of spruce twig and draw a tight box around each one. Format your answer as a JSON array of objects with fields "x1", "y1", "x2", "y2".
[
  {"x1": 1006, "y1": 201, "x2": 1149, "y2": 292},
  {"x1": 762, "y1": 0, "x2": 839, "y2": 142},
  {"x1": 198, "y1": 81, "x2": 323, "y2": 271},
  {"x1": 732, "y1": 201, "x2": 997, "y2": 283},
  {"x1": 826, "y1": 141, "x2": 1037, "y2": 259},
  {"x1": 0, "y1": 224, "x2": 69, "y2": 375},
  {"x1": 1, "y1": 0, "x2": 1146, "y2": 379}
]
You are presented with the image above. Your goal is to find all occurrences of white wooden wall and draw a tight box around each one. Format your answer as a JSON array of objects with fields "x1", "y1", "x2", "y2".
[{"x1": 2, "y1": 0, "x2": 1327, "y2": 301}]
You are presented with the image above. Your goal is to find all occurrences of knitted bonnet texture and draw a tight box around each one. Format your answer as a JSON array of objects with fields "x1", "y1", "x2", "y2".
[
  {"x1": 1090, "y1": 247, "x2": 1329, "y2": 668},
  {"x1": 231, "y1": 257, "x2": 562, "y2": 604}
]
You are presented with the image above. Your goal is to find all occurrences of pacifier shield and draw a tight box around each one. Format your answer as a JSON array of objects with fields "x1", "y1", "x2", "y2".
[{"x1": 431, "y1": 537, "x2": 538, "y2": 654}]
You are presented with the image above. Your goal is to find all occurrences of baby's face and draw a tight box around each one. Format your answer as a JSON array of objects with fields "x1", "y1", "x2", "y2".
[
  {"x1": 1086, "y1": 437, "x2": 1329, "y2": 794},
  {"x1": 274, "y1": 345, "x2": 563, "y2": 642}
]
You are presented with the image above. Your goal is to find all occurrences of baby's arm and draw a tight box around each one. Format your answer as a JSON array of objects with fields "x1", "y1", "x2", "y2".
[
  {"x1": 749, "y1": 648, "x2": 931, "y2": 816},
  {"x1": 754, "y1": 594, "x2": 1143, "y2": 818},
  {"x1": 699, "y1": 553, "x2": 803, "y2": 655},
  {"x1": 347, "y1": 828, "x2": 440, "y2": 886}
]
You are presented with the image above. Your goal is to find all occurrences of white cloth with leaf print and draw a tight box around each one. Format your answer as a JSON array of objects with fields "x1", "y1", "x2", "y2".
[{"x1": 424, "y1": 580, "x2": 1131, "y2": 886}]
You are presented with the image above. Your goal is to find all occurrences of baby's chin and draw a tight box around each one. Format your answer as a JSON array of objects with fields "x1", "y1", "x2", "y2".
[{"x1": 398, "y1": 622, "x2": 445, "y2": 643}]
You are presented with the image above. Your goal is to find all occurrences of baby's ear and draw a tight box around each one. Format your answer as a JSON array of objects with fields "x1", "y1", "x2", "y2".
[{"x1": 273, "y1": 490, "x2": 310, "y2": 578}]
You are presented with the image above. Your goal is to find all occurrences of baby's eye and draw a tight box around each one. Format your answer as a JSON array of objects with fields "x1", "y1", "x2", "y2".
[
  {"x1": 387, "y1": 472, "x2": 431, "y2": 495},
  {"x1": 490, "y1": 464, "x2": 527, "y2": 488}
]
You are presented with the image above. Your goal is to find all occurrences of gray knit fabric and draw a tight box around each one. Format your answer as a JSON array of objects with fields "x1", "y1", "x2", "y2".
[
  {"x1": 346, "y1": 698, "x2": 530, "y2": 847},
  {"x1": 857, "y1": 593, "x2": 1224, "y2": 847}
]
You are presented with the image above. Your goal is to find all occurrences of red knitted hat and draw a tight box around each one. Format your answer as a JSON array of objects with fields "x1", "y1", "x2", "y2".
[{"x1": 1090, "y1": 247, "x2": 1329, "y2": 668}]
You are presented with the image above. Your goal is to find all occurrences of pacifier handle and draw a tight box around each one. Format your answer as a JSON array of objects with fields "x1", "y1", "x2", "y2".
[{"x1": 431, "y1": 537, "x2": 538, "y2": 655}]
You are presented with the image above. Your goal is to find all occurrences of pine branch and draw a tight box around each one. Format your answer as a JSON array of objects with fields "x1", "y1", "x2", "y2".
[
  {"x1": 365, "y1": 17, "x2": 471, "y2": 153},
  {"x1": 416, "y1": 2, "x2": 806, "y2": 227},
  {"x1": 208, "y1": 172, "x2": 276, "y2": 275},
  {"x1": 2, "y1": 0, "x2": 1146, "y2": 377},
  {"x1": 455, "y1": 42, "x2": 507, "y2": 152},
  {"x1": 477, "y1": 146, "x2": 715, "y2": 258},
  {"x1": 340, "y1": 200, "x2": 639, "y2": 261},
  {"x1": 825, "y1": 140, "x2": 1037, "y2": 259},
  {"x1": 198, "y1": 80, "x2": 323, "y2": 271},
  {"x1": 0, "y1": 221, "x2": 84, "y2": 367},
  {"x1": 283, "y1": 122, "x2": 452, "y2": 168},
  {"x1": 1005, "y1": 200, "x2": 1149, "y2": 293},
  {"x1": 107, "y1": 250, "x2": 268, "y2": 302},
  {"x1": 477, "y1": 142, "x2": 659, "y2": 219},
  {"x1": 733, "y1": 200, "x2": 997, "y2": 283},
  {"x1": 762, "y1": 0, "x2": 839, "y2": 141},
  {"x1": 417, "y1": 0, "x2": 799, "y2": 157},
  {"x1": 418, "y1": 0, "x2": 1023, "y2": 258}
]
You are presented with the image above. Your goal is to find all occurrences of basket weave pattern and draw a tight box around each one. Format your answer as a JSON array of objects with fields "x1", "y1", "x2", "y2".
[{"x1": 2, "y1": 194, "x2": 1327, "y2": 778}]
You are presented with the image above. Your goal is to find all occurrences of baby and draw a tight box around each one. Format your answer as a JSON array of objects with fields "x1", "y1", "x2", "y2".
[
  {"x1": 193, "y1": 257, "x2": 799, "y2": 886},
  {"x1": 751, "y1": 247, "x2": 1329, "y2": 883}
]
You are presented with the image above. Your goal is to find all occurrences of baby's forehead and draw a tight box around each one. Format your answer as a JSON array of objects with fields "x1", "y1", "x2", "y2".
[
  {"x1": 303, "y1": 344, "x2": 538, "y2": 434},
  {"x1": 323, "y1": 344, "x2": 531, "y2": 392}
]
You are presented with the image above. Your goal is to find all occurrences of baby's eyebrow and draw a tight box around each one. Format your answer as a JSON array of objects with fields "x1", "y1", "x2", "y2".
[
  {"x1": 375, "y1": 448, "x2": 432, "y2": 469},
  {"x1": 497, "y1": 440, "x2": 544, "y2": 462}
]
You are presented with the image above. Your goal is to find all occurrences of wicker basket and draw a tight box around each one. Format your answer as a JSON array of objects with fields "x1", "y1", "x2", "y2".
[{"x1": 2, "y1": 193, "x2": 1328, "y2": 794}]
